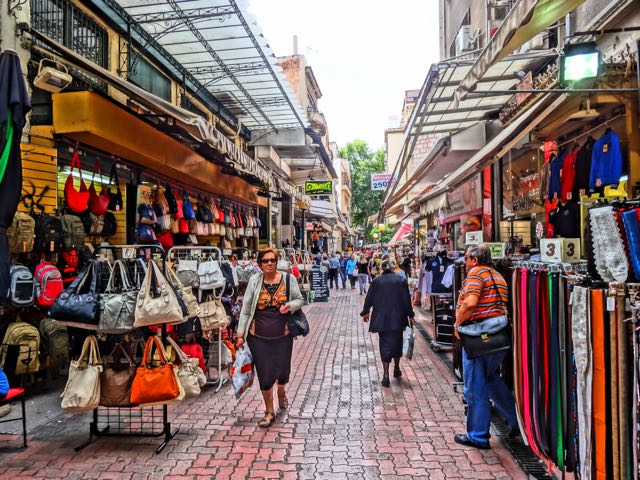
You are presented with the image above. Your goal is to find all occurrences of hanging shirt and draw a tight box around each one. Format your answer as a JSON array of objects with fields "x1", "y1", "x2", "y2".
[
  {"x1": 548, "y1": 201, "x2": 581, "y2": 238},
  {"x1": 590, "y1": 129, "x2": 623, "y2": 189},
  {"x1": 573, "y1": 137, "x2": 594, "y2": 197},
  {"x1": 560, "y1": 147, "x2": 578, "y2": 202},
  {"x1": 424, "y1": 255, "x2": 453, "y2": 293},
  {"x1": 548, "y1": 152, "x2": 564, "y2": 200}
]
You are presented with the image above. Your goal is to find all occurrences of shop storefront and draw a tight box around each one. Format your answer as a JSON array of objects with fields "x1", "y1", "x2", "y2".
[{"x1": 438, "y1": 174, "x2": 484, "y2": 252}]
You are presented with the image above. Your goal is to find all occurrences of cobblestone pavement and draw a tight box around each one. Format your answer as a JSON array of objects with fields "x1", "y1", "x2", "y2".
[{"x1": 0, "y1": 288, "x2": 525, "y2": 480}]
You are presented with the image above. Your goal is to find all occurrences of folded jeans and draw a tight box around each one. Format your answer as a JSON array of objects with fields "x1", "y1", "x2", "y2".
[{"x1": 457, "y1": 315, "x2": 508, "y2": 336}]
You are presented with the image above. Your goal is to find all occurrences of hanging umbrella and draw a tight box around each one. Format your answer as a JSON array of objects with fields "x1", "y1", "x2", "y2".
[{"x1": 0, "y1": 49, "x2": 31, "y2": 300}]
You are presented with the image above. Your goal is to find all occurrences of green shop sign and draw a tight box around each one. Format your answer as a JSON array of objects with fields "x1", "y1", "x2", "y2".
[{"x1": 305, "y1": 181, "x2": 333, "y2": 195}]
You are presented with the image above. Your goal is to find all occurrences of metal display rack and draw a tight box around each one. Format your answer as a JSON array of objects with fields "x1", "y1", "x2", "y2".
[
  {"x1": 75, "y1": 244, "x2": 179, "y2": 454},
  {"x1": 167, "y1": 246, "x2": 229, "y2": 392}
]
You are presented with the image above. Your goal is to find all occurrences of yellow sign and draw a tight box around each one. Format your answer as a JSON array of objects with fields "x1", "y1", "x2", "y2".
[{"x1": 305, "y1": 181, "x2": 332, "y2": 195}]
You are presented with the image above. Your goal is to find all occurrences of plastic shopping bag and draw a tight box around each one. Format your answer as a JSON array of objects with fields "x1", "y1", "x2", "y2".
[
  {"x1": 230, "y1": 346, "x2": 254, "y2": 399},
  {"x1": 403, "y1": 326, "x2": 414, "y2": 360}
]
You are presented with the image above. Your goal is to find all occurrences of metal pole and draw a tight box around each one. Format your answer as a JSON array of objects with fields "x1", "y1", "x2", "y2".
[{"x1": 301, "y1": 209, "x2": 306, "y2": 251}]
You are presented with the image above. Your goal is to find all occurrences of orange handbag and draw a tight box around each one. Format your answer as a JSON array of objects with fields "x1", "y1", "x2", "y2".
[{"x1": 130, "y1": 336, "x2": 180, "y2": 405}]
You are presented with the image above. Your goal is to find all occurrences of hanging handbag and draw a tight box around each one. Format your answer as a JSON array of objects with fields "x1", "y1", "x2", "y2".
[
  {"x1": 50, "y1": 260, "x2": 100, "y2": 326},
  {"x1": 285, "y1": 274, "x2": 309, "y2": 337},
  {"x1": 174, "y1": 199, "x2": 184, "y2": 220},
  {"x1": 164, "y1": 183, "x2": 178, "y2": 215},
  {"x1": 168, "y1": 267, "x2": 200, "y2": 319},
  {"x1": 60, "y1": 336, "x2": 103, "y2": 412},
  {"x1": 130, "y1": 336, "x2": 181, "y2": 405},
  {"x1": 88, "y1": 160, "x2": 110, "y2": 216},
  {"x1": 277, "y1": 252, "x2": 291, "y2": 272},
  {"x1": 458, "y1": 272, "x2": 512, "y2": 359},
  {"x1": 198, "y1": 292, "x2": 229, "y2": 332},
  {"x1": 304, "y1": 253, "x2": 313, "y2": 272},
  {"x1": 170, "y1": 217, "x2": 180, "y2": 234},
  {"x1": 197, "y1": 258, "x2": 225, "y2": 292},
  {"x1": 176, "y1": 259, "x2": 199, "y2": 287},
  {"x1": 107, "y1": 163, "x2": 123, "y2": 212},
  {"x1": 65, "y1": 151, "x2": 90, "y2": 214},
  {"x1": 166, "y1": 337, "x2": 203, "y2": 398},
  {"x1": 134, "y1": 260, "x2": 185, "y2": 328},
  {"x1": 157, "y1": 230, "x2": 174, "y2": 249},
  {"x1": 182, "y1": 193, "x2": 195, "y2": 220},
  {"x1": 99, "y1": 343, "x2": 137, "y2": 407},
  {"x1": 98, "y1": 260, "x2": 136, "y2": 334}
]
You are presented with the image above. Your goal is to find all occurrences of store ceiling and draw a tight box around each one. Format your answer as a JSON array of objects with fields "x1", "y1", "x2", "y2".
[{"x1": 116, "y1": 0, "x2": 308, "y2": 131}]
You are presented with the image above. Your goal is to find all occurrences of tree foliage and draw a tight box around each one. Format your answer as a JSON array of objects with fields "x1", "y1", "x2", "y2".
[
  {"x1": 339, "y1": 140, "x2": 385, "y2": 229},
  {"x1": 367, "y1": 225, "x2": 394, "y2": 244}
]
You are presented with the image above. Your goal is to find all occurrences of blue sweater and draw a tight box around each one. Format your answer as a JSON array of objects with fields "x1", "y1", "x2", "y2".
[
  {"x1": 590, "y1": 130, "x2": 623, "y2": 189},
  {"x1": 0, "y1": 368, "x2": 8, "y2": 397}
]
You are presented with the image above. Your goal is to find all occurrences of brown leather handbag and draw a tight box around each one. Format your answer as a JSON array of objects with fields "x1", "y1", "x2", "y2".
[
  {"x1": 130, "y1": 336, "x2": 180, "y2": 405},
  {"x1": 99, "y1": 343, "x2": 136, "y2": 407}
]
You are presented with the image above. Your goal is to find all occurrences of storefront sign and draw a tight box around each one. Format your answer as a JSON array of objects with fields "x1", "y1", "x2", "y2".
[
  {"x1": 305, "y1": 222, "x2": 315, "y2": 231},
  {"x1": 444, "y1": 175, "x2": 482, "y2": 221},
  {"x1": 541, "y1": 238, "x2": 581, "y2": 263},
  {"x1": 371, "y1": 173, "x2": 397, "y2": 191},
  {"x1": 485, "y1": 243, "x2": 506, "y2": 259},
  {"x1": 465, "y1": 231, "x2": 483, "y2": 245},
  {"x1": 305, "y1": 180, "x2": 333, "y2": 195}
]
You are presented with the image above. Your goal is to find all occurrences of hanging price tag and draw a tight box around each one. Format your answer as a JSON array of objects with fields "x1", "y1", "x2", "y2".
[
  {"x1": 123, "y1": 248, "x2": 135, "y2": 259},
  {"x1": 606, "y1": 296, "x2": 615, "y2": 311}
]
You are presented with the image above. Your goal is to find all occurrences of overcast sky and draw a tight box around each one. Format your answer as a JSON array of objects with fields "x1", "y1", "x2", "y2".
[{"x1": 247, "y1": 1, "x2": 441, "y2": 151}]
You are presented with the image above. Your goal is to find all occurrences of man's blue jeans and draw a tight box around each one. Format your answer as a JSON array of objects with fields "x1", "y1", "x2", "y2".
[
  {"x1": 339, "y1": 270, "x2": 347, "y2": 288},
  {"x1": 462, "y1": 348, "x2": 518, "y2": 445}
]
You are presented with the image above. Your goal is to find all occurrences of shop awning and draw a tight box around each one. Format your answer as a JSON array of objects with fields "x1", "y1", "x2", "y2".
[
  {"x1": 389, "y1": 222, "x2": 413, "y2": 246},
  {"x1": 116, "y1": 0, "x2": 308, "y2": 130},
  {"x1": 309, "y1": 200, "x2": 336, "y2": 220},
  {"x1": 419, "y1": 192, "x2": 449, "y2": 216},
  {"x1": 455, "y1": 0, "x2": 585, "y2": 102},
  {"x1": 416, "y1": 93, "x2": 567, "y2": 208},
  {"x1": 383, "y1": 48, "x2": 554, "y2": 209}
]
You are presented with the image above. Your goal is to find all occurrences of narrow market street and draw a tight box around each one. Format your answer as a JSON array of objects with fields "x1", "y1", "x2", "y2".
[{"x1": 0, "y1": 288, "x2": 524, "y2": 480}]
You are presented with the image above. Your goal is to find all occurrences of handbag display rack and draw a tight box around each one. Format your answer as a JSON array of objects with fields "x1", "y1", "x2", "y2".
[
  {"x1": 75, "y1": 244, "x2": 179, "y2": 455},
  {"x1": 167, "y1": 246, "x2": 229, "y2": 393}
]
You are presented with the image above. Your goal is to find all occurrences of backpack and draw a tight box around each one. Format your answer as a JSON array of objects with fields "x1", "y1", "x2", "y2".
[
  {"x1": 10, "y1": 265, "x2": 35, "y2": 307},
  {"x1": 1, "y1": 321, "x2": 41, "y2": 375},
  {"x1": 102, "y1": 211, "x2": 117, "y2": 237},
  {"x1": 34, "y1": 262, "x2": 64, "y2": 308},
  {"x1": 61, "y1": 215, "x2": 86, "y2": 251},
  {"x1": 7, "y1": 212, "x2": 35, "y2": 254},
  {"x1": 39, "y1": 318, "x2": 69, "y2": 375},
  {"x1": 89, "y1": 214, "x2": 104, "y2": 236},
  {"x1": 34, "y1": 215, "x2": 62, "y2": 253}
]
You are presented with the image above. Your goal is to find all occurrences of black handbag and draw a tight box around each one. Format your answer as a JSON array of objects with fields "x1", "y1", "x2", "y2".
[
  {"x1": 49, "y1": 259, "x2": 100, "y2": 326},
  {"x1": 285, "y1": 274, "x2": 309, "y2": 337},
  {"x1": 458, "y1": 270, "x2": 511, "y2": 359},
  {"x1": 164, "y1": 184, "x2": 178, "y2": 215},
  {"x1": 107, "y1": 164, "x2": 123, "y2": 212}
]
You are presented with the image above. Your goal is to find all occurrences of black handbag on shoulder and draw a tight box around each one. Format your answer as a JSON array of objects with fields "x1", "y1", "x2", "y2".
[
  {"x1": 458, "y1": 270, "x2": 511, "y2": 359},
  {"x1": 285, "y1": 273, "x2": 309, "y2": 337}
]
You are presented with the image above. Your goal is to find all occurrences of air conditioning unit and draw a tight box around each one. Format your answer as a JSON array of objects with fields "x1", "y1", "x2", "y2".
[{"x1": 455, "y1": 25, "x2": 477, "y2": 56}]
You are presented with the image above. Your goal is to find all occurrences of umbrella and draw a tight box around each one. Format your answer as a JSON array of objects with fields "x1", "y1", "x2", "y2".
[{"x1": 0, "y1": 49, "x2": 31, "y2": 299}]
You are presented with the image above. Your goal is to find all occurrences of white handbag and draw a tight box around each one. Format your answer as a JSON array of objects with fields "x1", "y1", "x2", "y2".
[
  {"x1": 61, "y1": 336, "x2": 103, "y2": 412},
  {"x1": 168, "y1": 268, "x2": 200, "y2": 319},
  {"x1": 197, "y1": 258, "x2": 225, "y2": 291},
  {"x1": 166, "y1": 337, "x2": 203, "y2": 398},
  {"x1": 134, "y1": 260, "x2": 185, "y2": 328}
]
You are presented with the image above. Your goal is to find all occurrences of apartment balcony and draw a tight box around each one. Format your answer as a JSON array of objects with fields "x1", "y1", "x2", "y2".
[{"x1": 307, "y1": 107, "x2": 327, "y2": 136}]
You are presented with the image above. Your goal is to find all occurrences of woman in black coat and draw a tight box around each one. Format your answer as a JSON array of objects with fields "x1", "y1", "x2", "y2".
[{"x1": 360, "y1": 259, "x2": 415, "y2": 387}]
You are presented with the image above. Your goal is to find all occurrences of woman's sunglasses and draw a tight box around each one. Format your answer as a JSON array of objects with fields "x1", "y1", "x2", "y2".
[{"x1": 261, "y1": 258, "x2": 277, "y2": 264}]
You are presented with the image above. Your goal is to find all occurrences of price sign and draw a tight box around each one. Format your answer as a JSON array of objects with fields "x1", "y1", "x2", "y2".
[
  {"x1": 485, "y1": 243, "x2": 506, "y2": 259},
  {"x1": 223, "y1": 249, "x2": 232, "y2": 256},
  {"x1": 541, "y1": 238, "x2": 581, "y2": 263},
  {"x1": 465, "y1": 231, "x2": 483, "y2": 245},
  {"x1": 371, "y1": 173, "x2": 398, "y2": 191}
]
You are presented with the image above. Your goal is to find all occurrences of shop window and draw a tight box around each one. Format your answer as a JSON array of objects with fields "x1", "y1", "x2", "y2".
[
  {"x1": 129, "y1": 55, "x2": 171, "y2": 102},
  {"x1": 501, "y1": 150, "x2": 544, "y2": 220}
]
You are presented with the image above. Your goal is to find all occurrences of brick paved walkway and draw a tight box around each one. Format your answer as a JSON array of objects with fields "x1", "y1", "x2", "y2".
[{"x1": 0, "y1": 288, "x2": 525, "y2": 480}]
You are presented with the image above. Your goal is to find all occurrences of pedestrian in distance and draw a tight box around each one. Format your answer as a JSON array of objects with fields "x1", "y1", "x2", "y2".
[
  {"x1": 346, "y1": 254, "x2": 358, "y2": 289},
  {"x1": 360, "y1": 258, "x2": 415, "y2": 387},
  {"x1": 328, "y1": 252, "x2": 340, "y2": 289},
  {"x1": 339, "y1": 253, "x2": 348, "y2": 289},
  {"x1": 357, "y1": 253, "x2": 369, "y2": 295},
  {"x1": 236, "y1": 248, "x2": 304, "y2": 428},
  {"x1": 453, "y1": 244, "x2": 519, "y2": 449}
]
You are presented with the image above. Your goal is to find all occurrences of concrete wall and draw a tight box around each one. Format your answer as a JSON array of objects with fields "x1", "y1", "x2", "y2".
[
  {"x1": 277, "y1": 55, "x2": 308, "y2": 114},
  {"x1": 439, "y1": 0, "x2": 487, "y2": 60}
]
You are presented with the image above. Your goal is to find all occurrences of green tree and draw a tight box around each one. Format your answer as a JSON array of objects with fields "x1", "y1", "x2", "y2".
[
  {"x1": 339, "y1": 140, "x2": 385, "y2": 229},
  {"x1": 367, "y1": 225, "x2": 394, "y2": 244}
]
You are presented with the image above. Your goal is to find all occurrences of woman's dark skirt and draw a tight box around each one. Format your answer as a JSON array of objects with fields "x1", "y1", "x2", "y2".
[
  {"x1": 247, "y1": 334, "x2": 294, "y2": 391},
  {"x1": 379, "y1": 331, "x2": 403, "y2": 362}
]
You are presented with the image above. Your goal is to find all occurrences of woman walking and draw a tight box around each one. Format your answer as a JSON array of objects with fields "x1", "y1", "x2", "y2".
[
  {"x1": 346, "y1": 254, "x2": 358, "y2": 289},
  {"x1": 357, "y1": 254, "x2": 369, "y2": 295},
  {"x1": 360, "y1": 258, "x2": 415, "y2": 387},
  {"x1": 236, "y1": 248, "x2": 304, "y2": 427}
]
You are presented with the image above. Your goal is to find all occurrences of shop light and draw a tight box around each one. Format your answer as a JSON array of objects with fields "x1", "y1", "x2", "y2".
[{"x1": 560, "y1": 42, "x2": 601, "y2": 84}]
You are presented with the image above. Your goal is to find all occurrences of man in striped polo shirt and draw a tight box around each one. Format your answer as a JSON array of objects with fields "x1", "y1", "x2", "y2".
[{"x1": 453, "y1": 244, "x2": 518, "y2": 450}]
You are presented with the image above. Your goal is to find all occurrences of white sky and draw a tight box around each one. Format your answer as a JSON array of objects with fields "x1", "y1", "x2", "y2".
[{"x1": 247, "y1": 0, "x2": 441, "y2": 151}]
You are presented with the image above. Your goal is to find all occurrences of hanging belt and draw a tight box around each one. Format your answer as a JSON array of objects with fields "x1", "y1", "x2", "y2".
[{"x1": 591, "y1": 289, "x2": 607, "y2": 480}]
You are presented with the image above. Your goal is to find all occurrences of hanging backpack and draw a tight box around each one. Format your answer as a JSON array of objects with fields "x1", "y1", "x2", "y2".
[
  {"x1": 34, "y1": 261, "x2": 64, "y2": 308},
  {"x1": 34, "y1": 214, "x2": 62, "y2": 253},
  {"x1": 10, "y1": 265, "x2": 35, "y2": 308},
  {"x1": 102, "y1": 211, "x2": 117, "y2": 237},
  {"x1": 39, "y1": 318, "x2": 69, "y2": 375},
  {"x1": 7, "y1": 212, "x2": 35, "y2": 254},
  {"x1": 0, "y1": 320, "x2": 41, "y2": 375},
  {"x1": 61, "y1": 214, "x2": 86, "y2": 251}
]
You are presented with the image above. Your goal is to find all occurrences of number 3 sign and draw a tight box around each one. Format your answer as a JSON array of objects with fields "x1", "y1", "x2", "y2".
[{"x1": 540, "y1": 238, "x2": 581, "y2": 263}]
